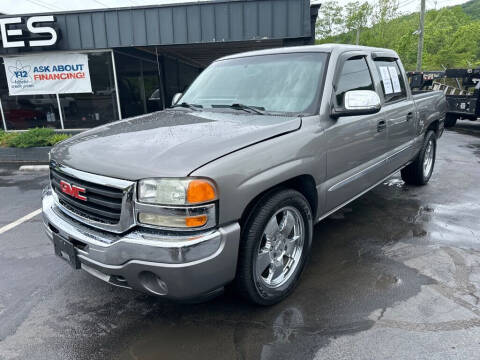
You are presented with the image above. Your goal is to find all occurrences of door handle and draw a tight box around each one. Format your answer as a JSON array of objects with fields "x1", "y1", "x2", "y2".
[
  {"x1": 377, "y1": 120, "x2": 387, "y2": 132},
  {"x1": 406, "y1": 112, "x2": 414, "y2": 121}
]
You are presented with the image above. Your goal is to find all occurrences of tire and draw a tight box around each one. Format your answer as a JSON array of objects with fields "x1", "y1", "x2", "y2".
[
  {"x1": 444, "y1": 114, "x2": 457, "y2": 128},
  {"x1": 401, "y1": 130, "x2": 436, "y2": 185},
  {"x1": 235, "y1": 189, "x2": 313, "y2": 305}
]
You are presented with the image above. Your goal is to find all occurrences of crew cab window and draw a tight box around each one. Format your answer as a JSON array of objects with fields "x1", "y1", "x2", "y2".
[
  {"x1": 374, "y1": 60, "x2": 407, "y2": 103},
  {"x1": 336, "y1": 57, "x2": 374, "y2": 107}
]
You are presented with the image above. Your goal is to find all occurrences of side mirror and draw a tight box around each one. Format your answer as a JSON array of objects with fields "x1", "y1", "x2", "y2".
[
  {"x1": 331, "y1": 90, "x2": 381, "y2": 118},
  {"x1": 171, "y1": 92, "x2": 183, "y2": 107}
]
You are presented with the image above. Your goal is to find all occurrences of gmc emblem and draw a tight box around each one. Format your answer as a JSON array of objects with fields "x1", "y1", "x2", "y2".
[{"x1": 60, "y1": 180, "x2": 87, "y2": 201}]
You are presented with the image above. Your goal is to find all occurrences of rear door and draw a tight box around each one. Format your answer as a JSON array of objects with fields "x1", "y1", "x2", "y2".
[
  {"x1": 324, "y1": 53, "x2": 388, "y2": 212},
  {"x1": 371, "y1": 58, "x2": 416, "y2": 173}
]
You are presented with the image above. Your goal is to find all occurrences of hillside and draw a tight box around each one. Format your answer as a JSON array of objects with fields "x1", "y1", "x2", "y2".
[
  {"x1": 463, "y1": 0, "x2": 480, "y2": 20},
  {"x1": 317, "y1": 0, "x2": 480, "y2": 70}
]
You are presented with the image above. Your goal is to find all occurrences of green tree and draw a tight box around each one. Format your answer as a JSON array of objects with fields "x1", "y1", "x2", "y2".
[
  {"x1": 316, "y1": 1, "x2": 480, "y2": 71},
  {"x1": 345, "y1": 1, "x2": 373, "y2": 45},
  {"x1": 373, "y1": 0, "x2": 399, "y2": 46},
  {"x1": 422, "y1": 6, "x2": 478, "y2": 69},
  {"x1": 316, "y1": 1, "x2": 344, "y2": 39}
]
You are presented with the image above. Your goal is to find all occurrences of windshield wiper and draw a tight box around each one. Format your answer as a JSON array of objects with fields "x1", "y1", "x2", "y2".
[
  {"x1": 212, "y1": 103, "x2": 266, "y2": 115},
  {"x1": 173, "y1": 102, "x2": 203, "y2": 111}
]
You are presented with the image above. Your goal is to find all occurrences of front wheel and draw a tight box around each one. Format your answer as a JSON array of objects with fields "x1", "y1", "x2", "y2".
[
  {"x1": 401, "y1": 130, "x2": 437, "y2": 185},
  {"x1": 235, "y1": 189, "x2": 313, "y2": 305}
]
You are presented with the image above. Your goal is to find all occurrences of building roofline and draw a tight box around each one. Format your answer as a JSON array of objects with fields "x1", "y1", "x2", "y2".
[{"x1": 0, "y1": 0, "x2": 311, "y2": 18}]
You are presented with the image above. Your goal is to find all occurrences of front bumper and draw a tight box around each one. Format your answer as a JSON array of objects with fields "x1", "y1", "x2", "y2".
[{"x1": 42, "y1": 187, "x2": 240, "y2": 300}]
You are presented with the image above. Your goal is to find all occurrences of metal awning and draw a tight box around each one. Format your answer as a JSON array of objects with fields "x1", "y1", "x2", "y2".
[{"x1": 0, "y1": 0, "x2": 317, "y2": 54}]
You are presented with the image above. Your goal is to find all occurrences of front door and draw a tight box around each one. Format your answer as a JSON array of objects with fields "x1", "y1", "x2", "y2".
[{"x1": 324, "y1": 55, "x2": 388, "y2": 212}]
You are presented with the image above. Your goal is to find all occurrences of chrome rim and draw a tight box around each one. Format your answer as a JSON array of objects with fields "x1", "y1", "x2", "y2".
[
  {"x1": 255, "y1": 206, "x2": 305, "y2": 288},
  {"x1": 423, "y1": 139, "x2": 434, "y2": 177}
]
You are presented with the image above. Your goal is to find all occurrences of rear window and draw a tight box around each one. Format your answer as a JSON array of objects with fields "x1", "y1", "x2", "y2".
[{"x1": 374, "y1": 60, "x2": 407, "y2": 103}]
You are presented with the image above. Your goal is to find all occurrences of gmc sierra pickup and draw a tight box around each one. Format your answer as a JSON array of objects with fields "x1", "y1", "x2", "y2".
[{"x1": 42, "y1": 44, "x2": 447, "y2": 305}]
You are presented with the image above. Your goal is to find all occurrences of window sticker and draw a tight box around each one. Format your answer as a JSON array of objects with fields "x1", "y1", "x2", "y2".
[
  {"x1": 388, "y1": 66, "x2": 402, "y2": 93},
  {"x1": 379, "y1": 66, "x2": 394, "y2": 94}
]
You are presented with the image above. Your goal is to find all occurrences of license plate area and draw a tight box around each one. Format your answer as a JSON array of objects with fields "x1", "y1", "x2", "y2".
[{"x1": 53, "y1": 233, "x2": 81, "y2": 269}]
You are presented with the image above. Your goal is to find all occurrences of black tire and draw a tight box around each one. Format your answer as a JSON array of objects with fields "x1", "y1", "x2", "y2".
[
  {"x1": 401, "y1": 130, "x2": 436, "y2": 185},
  {"x1": 444, "y1": 114, "x2": 457, "y2": 128},
  {"x1": 235, "y1": 189, "x2": 313, "y2": 306}
]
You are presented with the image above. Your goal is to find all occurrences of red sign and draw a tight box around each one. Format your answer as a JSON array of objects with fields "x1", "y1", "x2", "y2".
[{"x1": 60, "y1": 180, "x2": 87, "y2": 201}]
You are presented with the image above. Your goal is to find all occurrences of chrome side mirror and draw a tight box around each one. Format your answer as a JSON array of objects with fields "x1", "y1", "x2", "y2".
[
  {"x1": 171, "y1": 92, "x2": 183, "y2": 107},
  {"x1": 332, "y1": 90, "x2": 381, "y2": 118}
]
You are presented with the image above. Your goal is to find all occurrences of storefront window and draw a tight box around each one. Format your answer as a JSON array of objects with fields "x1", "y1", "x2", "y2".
[
  {"x1": 0, "y1": 48, "x2": 201, "y2": 130},
  {"x1": 143, "y1": 60, "x2": 162, "y2": 114},
  {"x1": 60, "y1": 52, "x2": 118, "y2": 129},
  {"x1": 115, "y1": 51, "x2": 162, "y2": 119},
  {"x1": 163, "y1": 56, "x2": 201, "y2": 106},
  {"x1": 0, "y1": 62, "x2": 61, "y2": 130}
]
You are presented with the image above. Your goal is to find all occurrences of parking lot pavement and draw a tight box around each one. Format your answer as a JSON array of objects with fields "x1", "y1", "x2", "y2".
[{"x1": 0, "y1": 122, "x2": 480, "y2": 360}]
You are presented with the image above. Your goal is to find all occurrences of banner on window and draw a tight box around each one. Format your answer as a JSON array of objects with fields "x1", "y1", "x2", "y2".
[{"x1": 4, "y1": 53, "x2": 92, "y2": 96}]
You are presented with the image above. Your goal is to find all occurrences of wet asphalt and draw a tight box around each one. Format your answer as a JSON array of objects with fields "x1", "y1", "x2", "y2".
[{"x1": 0, "y1": 122, "x2": 480, "y2": 360}]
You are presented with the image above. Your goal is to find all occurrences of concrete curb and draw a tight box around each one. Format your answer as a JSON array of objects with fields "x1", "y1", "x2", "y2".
[
  {"x1": 0, "y1": 147, "x2": 51, "y2": 163},
  {"x1": 19, "y1": 165, "x2": 50, "y2": 171}
]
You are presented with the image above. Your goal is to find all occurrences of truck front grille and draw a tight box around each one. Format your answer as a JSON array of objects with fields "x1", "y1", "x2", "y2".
[{"x1": 50, "y1": 167, "x2": 124, "y2": 224}]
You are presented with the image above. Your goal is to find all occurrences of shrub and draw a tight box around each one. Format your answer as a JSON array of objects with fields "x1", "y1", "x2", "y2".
[
  {"x1": 6, "y1": 128, "x2": 55, "y2": 148},
  {"x1": 0, "y1": 130, "x2": 18, "y2": 147},
  {"x1": 48, "y1": 133, "x2": 71, "y2": 146},
  {"x1": 0, "y1": 128, "x2": 71, "y2": 148}
]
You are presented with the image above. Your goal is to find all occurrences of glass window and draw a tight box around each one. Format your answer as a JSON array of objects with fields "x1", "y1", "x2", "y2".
[
  {"x1": 180, "y1": 53, "x2": 327, "y2": 114},
  {"x1": 336, "y1": 57, "x2": 374, "y2": 107},
  {"x1": 374, "y1": 60, "x2": 407, "y2": 103},
  {"x1": 60, "y1": 52, "x2": 118, "y2": 129},
  {"x1": 0, "y1": 61, "x2": 61, "y2": 130},
  {"x1": 115, "y1": 52, "x2": 162, "y2": 119},
  {"x1": 143, "y1": 59, "x2": 162, "y2": 113},
  {"x1": 163, "y1": 57, "x2": 179, "y2": 107},
  {"x1": 116, "y1": 55, "x2": 144, "y2": 118},
  {"x1": 163, "y1": 57, "x2": 201, "y2": 107}
]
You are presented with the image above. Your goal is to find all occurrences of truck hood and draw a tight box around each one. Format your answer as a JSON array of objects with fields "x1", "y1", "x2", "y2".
[{"x1": 51, "y1": 110, "x2": 301, "y2": 180}]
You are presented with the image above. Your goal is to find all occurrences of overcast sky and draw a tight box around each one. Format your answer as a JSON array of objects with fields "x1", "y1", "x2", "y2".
[{"x1": 0, "y1": 0, "x2": 472, "y2": 15}]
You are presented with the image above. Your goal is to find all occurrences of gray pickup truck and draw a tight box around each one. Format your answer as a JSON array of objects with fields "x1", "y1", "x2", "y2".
[{"x1": 42, "y1": 44, "x2": 447, "y2": 305}]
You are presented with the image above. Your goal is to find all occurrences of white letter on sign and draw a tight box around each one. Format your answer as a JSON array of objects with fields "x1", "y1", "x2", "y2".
[
  {"x1": 0, "y1": 17, "x2": 25, "y2": 48},
  {"x1": 27, "y1": 16, "x2": 58, "y2": 47}
]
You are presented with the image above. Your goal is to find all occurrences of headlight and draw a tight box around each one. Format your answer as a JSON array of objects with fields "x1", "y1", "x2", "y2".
[
  {"x1": 138, "y1": 178, "x2": 216, "y2": 205},
  {"x1": 136, "y1": 178, "x2": 217, "y2": 230}
]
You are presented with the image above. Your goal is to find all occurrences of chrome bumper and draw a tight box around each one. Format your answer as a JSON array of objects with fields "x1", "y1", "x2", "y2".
[{"x1": 42, "y1": 187, "x2": 241, "y2": 300}]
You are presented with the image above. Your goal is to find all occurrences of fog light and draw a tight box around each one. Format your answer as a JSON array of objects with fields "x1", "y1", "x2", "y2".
[{"x1": 139, "y1": 271, "x2": 168, "y2": 296}]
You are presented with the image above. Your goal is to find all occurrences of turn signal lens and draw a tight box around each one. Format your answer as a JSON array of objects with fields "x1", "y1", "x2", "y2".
[
  {"x1": 187, "y1": 180, "x2": 216, "y2": 204},
  {"x1": 139, "y1": 213, "x2": 185, "y2": 227},
  {"x1": 138, "y1": 213, "x2": 209, "y2": 228},
  {"x1": 185, "y1": 215, "x2": 208, "y2": 227}
]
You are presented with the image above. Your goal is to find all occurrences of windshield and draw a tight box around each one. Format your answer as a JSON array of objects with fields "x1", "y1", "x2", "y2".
[{"x1": 179, "y1": 52, "x2": 328, "y2": 114}]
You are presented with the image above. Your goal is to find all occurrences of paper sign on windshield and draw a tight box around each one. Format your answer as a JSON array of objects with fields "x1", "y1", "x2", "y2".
[{"x1": 379, "y1": 66, "x2": 394, "y2": 94}]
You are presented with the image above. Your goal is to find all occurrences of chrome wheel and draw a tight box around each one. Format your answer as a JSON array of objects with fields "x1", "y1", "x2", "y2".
[
  {"x1": 423, "y1": 139, "x2": 434, "y2": 177},
  {"x1": 255, "y1": 206, "x2": 305, "y2": 288}
]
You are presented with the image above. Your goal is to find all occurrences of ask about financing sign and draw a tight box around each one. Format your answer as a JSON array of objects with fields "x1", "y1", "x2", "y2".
[{"x1": 4, "y1": 53, "x2": 92, "y2": 96}]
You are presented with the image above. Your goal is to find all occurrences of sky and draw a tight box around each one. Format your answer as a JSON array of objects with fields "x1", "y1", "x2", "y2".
[{"x1": 0, "y1": 0, "x2": 472, "y2": 15}]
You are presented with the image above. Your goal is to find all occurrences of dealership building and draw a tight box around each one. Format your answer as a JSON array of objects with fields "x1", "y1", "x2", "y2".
[{"x1": 0, "y1": 0, "x2": 319, "y2": 131}]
